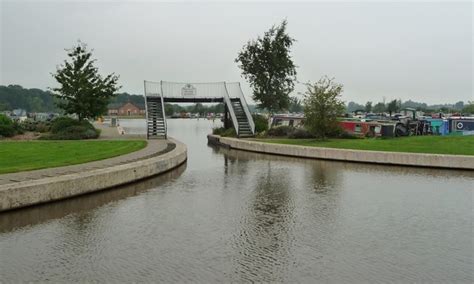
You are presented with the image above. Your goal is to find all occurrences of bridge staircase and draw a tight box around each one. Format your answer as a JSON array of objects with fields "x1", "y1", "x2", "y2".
[
  {"x1": 229, "y1": 98, "x2": 253, "y2": 137},
  {"x1": 145, "y1": 96, "x2": 166, "y2": 139}
]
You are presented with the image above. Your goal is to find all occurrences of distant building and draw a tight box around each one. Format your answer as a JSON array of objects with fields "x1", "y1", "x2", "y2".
[
  {"x1": 10, "y1": 109, "x2": 28, "y2": 122},
  {"x1": 108, "y1": 102, "x2": 145, "y2": 116}
]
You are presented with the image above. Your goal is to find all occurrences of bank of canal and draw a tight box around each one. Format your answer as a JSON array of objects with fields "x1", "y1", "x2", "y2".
[{"x1": 0, "y1": 119, "x2": 472, "y2": 282}]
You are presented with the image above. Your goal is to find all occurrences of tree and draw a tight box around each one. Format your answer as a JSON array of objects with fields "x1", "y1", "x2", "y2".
[
  {"x1": 51, "y1": 42, "x2": 120, "y2": 120},
  {"x1": 462, "y1": 101, "x2": 474, "y2": 114},
  {"x1": 288, "y1": 96, "x2": 303, "y2": 113},
  {"x1": 386, "y1": 99, "x2": 400, "y2": 116},
  {"x1": 235, "y1": 20, "x2": 297, "y2": 113},
  {"x1": 192, "y1": 103, "x2": 205, "y2": 115},
  {"x1": 346, "y1": 101, "x2": 365, "y2": 113},
  {"x1": 303, "y1": 76, "x2": 345, "y2": 139},
  {"x1": 373, "y1": 102, "x2": 386, "y2": 113},
  {"x1": 0, "y1": 101, "x2": 10, "y2": 111},
  {"x1": 454, "y1": 101, "x2": 464, "y2": 110},
  {"x1": 365, "y1": 101, "x2": 372, "y2": 113}
]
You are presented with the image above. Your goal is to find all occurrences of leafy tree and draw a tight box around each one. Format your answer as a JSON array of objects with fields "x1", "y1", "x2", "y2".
[
  {"x1": 365, "y1": 101, "x2": 373, "y2": 113},
  {"x1": 288, "y1": 97, "x2": 303, "y2": 113},
  {"x1": 164, "y1": 104, "x2": 176, "y2": 116},
  {"x1": 462, "y1": 101, "x2": 474, "y2": 114},
  {"x1": 0, "y1": 102, "x2": 10, "y2": 111},
  {"x1": 111, "y1": 92, "x2": 144, "y2": 106},
  {"x1": 401, "y1": 99, "x2": 428, "y2": 110},
  {"x1": 373, "y1": 102, "x2": 386, "y2": 113},
  {"x1": 454, "y1": 101, "x2": 464, "y2": 110},
  {"x1": 235, "y1": 20, "x2": 297, "y2": 113},
  {"x1": 386, "y1": 99, "x2": 400, "y2": 116},
  {"x1": 303, "y1": 76, "x2": 345, "y2": 139},
  {"x1": 346, "y1": 101, "x2": 365, "y2": 113},
  {"x1": 51, "y1": 42, "x2": 120, "y2": 120},
  {"x1": 439, "y1": 107, "x2": 450, "y2": 113},
  {"x1": 192, "y1": 103, "x2": 205, "y2": 114}
]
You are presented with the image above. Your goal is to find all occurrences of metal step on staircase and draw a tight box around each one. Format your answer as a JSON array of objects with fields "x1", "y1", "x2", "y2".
[
  {"x1": 145, "y1": 96, "x2": 166, "y2": 139},
  {"x1": 230, "y1": 98, "x2": 253, "y2": 137}
]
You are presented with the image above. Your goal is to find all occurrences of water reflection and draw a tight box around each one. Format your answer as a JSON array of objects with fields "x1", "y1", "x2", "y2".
[
  {"x1": 0, "y1": 163, "x2": 186, "y2": 233},
  {"x1": 233, "y1": 162, "x2": 295, "y2": 282},
  {"x1": 214, "y1": 145, "x2": 474, "y2": 179}
]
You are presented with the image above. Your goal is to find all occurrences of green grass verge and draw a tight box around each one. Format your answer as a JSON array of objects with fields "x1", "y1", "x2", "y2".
[
  {"x1": 0, "y1": 140, "x2": 147, "y2": 174},
  {"x1": 255, "y1": 135, "x2": 474, "y2": 156}
]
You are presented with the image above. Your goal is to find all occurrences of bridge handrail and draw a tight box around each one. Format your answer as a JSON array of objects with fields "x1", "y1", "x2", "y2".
[
  {"x1": 143, "y1": 81, "x2": 150, "y2": 139},
  {"x1": 160, "y1": 81, "x2": 228, "y2": 99},
  {"x1": 235, "y1": 83, "x2": 255, "y2": 135},
  {"x1": 223, "y1": 84, "x2": 239, "y2": 137},
  {"x1": 160, "y1": 81, "x2": 167, "y2": 139},
  {"x1": 225, "y1": 82, "x2": 255, "y2": 135}
]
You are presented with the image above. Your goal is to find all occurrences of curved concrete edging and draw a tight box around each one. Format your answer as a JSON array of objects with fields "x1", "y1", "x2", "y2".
[
  {"x1": 0, "y1": 139, "x2": 187, "y2": 212},
  {"x1": 208, "y1": 135, "x2": 474, "y2": 170}
]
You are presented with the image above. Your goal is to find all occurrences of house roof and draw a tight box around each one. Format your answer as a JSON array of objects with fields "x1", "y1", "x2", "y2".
[
  {"x1": 108, "y1": 102, "x2": 145, "y2": 110},
  {"x1": 108, "y1": 103, "x2": 123, "y2": 110}
]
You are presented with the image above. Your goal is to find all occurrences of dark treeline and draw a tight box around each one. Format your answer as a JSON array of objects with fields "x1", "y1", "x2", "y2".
[
  {"x1": 0, "y1": 85, "x2": 227, "y2": 115},
  {"x1": 346, "y1": 99, "x2": 468, "y2": 113},
  {"x1": 164, "y1": 103, "x2": 224, "y2": 115},
  {"x1": 111, "y1": 92, "x2": 144, "y2": 106},
  {"x1": 1, "y1": 85, "x2": 471, "y2": 114},
  {"x1": 0, "y1": 85, "x2": 58, "y2": 112}
]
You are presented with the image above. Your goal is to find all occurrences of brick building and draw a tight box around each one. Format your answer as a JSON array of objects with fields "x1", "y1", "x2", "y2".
[{"x1": 108, "y1": 102, "x2": 146, "y2": 116}]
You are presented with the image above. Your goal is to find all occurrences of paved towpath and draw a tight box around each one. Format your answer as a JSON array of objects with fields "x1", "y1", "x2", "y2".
[
  {"x1": 94, "y1": 121, "x2": 146, "y2": 140},
  {"x1": 0, "y1": 128, "x2": 171, "y2": 186}
]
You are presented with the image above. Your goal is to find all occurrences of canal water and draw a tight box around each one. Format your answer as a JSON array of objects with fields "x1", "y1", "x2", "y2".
[{"x1": 0, "y1": 119, "x2": 473, "y2": 282}]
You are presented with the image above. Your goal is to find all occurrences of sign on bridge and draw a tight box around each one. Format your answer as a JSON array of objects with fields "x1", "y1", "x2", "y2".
[{"x1": 181, "y1": 84, "x2": 197, "y2": 97}]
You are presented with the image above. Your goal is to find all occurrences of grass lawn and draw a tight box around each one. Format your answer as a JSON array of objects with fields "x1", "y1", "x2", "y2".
[
  {"x1": 255, "y1": 135, "x2": 474, "y2": 156},
  {"x1": 0, "y1": 140, "x2": 147, "y2": 174}
]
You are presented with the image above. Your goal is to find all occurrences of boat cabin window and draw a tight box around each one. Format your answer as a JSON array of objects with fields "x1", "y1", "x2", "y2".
[{"x1": 355, "y1": 124, "x2": 361, "y2": 132}]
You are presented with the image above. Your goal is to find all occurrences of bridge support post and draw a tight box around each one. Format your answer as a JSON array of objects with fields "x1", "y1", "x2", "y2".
[{"x1": 224, "y1": 104, "x2": 230, "y2": 129}]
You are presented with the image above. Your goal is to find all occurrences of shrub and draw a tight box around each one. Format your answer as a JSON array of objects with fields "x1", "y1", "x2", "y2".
[
  {"x1": 0, "y1": 114, "x2": 15, "y2": 137},
  {"x1": 35, "y1": 122, "x2": 51, "y2": 133},
  {"x1": 213, "y1": 127, "x2": 226, "y2": 135},
  {"x1": 50, "y1": 117, "x2": 82, "y2": 133},
  {"x1": 40, "y1": 127, "x2": 100, "y2": 140},
  {"x1": 42, "y1": 117, "x2": 100, "y2": 140},
  {"x1": 212, "y1": 127, "x2": 236, "y2": 137},
  {"x1": 19, "y1": 120, "x2": 36, "y2": 131},
  {"x1": 288, "y1": 128, "x2": 315, "y2": 139},
  {"x1": 0, "y1": 114, "x2": 12, "y2": 126},
  {"x1": 0, "y1": 124, "x2": 15, "y2": 137},
  {"x1": 221, "y1": 128, "x2": 236, "y2": 137},
  {"x1": 20, "y1": 120, "x2": 51, "y2": 132},
  {"x1": 252, "y1": 114, "x2": 269, "y2": 133},
  {"x1": 12, "y1": 121, "x2": 24, "y2": 135},
  {"x1": 267, "y1": 125, "x2": 294, "y2": 137}
]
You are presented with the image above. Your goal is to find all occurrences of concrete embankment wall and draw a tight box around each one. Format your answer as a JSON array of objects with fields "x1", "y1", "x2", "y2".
[
  {"x1": 208, "y1": 135, "x2": 474, "y2": 170},
  {"x1": 0, "y1": 140, "x2": 187, "y2": 212}
]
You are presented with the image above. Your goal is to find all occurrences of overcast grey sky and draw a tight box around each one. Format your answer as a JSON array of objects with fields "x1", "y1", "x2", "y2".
[{"x1": 1, "y1": 0, "x2": 472, "y2": 104}]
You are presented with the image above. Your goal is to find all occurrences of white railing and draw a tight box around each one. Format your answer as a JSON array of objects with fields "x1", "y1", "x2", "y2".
[
  {"x1": 144, "y1": 80, "x2": 161, "y2": 97},
  {"x1": 160, "y1": 81, "x2": 167, "y2": 139},
  {"x1": 225, "y1": 82, "x2": 255, "y2": 135},
  {"x1": 223, "y1": 83, "x2": 239, "y2": 137},
  {"x1": 143, "y1": 81, "x2": 150, "y2": 139},
  {"x1": 160, "y1": 81, "x2": 228, "y2": 99}
]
